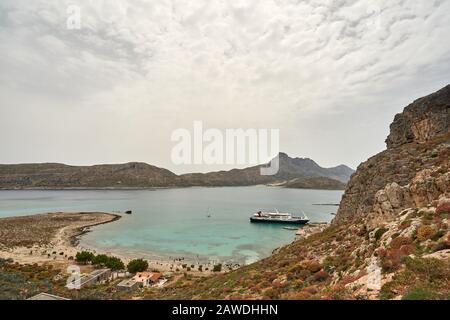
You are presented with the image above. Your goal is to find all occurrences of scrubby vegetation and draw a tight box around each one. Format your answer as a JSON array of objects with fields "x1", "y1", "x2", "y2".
[
  {"x1": 75, "y1": 251, "x2": 125, "y2": 271},
  {"x1": 380, "y1": 257, "x2": 450, "y2": 300},
  {"x1": 127, "y1": 259, "x2": 149, "y2": 274},
  {"x1": 75, "y1": 251, "x2": 95, "y2": 264},
  {"x1": 0, "y1": 258, "x2": 136, "y2": 300}
]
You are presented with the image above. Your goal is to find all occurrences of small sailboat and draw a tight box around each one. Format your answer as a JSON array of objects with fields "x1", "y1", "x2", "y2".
[{"x1": 206, "y1": 207, "x2": 212, "y2": 218}]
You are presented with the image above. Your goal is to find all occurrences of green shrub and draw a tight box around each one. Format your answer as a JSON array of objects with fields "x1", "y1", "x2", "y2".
[
  {"x1": 391, "y1": 232, "x2": 400, "y2": 239},
  {"x1": 127, "y1": 259, "x2": 149, "y2": 274},
  {"x1": 91, "y1": 254, "x2": 109, "y2": 266},
  {"x1": 375, "y1": 228, "x2": 388, "y2": 241},
  {"x1": 91, "y1": 254, "x2": 124, "y2": 271},
  {"x1": 75, "y1": 251, "x2": 94, "y2": 264},
  {"x1": 213, "y1": 264, "x2": 222, "y2": 272},
  {"x1": 105, "y1": 256, "x2": 125, "y2": 271},
  {"x1": 402, "y1": 287, "x2": 437, "y2": 300},
  {"x1": 431, "y1": 230, "x2": 445, "y2": 241}
]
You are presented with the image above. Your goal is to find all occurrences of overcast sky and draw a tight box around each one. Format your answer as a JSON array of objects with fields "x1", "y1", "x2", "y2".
[{"x1": 0, "y1": 0, "x2": 449, "y2": 173}]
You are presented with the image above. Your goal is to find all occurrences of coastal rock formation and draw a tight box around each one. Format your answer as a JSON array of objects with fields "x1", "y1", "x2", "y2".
[
  {"x1": 335, "y1": 85, "x2": 450, "y2": 226},
  {"x1": 143, "y1": 85, "x2": 450, "y2": 300},
  {"x1": 386, "y1": 85, "x2": 450, "y2": 148}
]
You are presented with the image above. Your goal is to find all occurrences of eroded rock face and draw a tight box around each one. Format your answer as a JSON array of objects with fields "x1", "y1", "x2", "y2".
[
  {"x1": 334, "y1": 85, "x2": 450, "y2": 226},
  {"x1": 386, "y1": 85, "x2": 450, "y2": 149}
]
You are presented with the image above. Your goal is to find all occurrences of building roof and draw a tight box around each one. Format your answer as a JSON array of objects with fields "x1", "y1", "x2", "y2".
[
  {"x1": 133, "y1": 272, "x2": 162, "y2": 283},
  {"x1": 89, "y1": 268, "x2": 111, "y2": 277},
  {"x1": 66, "y1": 268, "x2": 111, "y2": 289},
  {"x1": 117, "y1": 279, "x2": 139, "y2": 287},
  {"x1": 28, "y1": 293, "x2": 70, "y2": 300}
]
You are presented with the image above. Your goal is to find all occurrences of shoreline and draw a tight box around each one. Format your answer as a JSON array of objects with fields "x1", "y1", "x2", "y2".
[
  {"x1": 0, "y1": 212, "x2": 239, "y2": 274},
  {"x1": 0, "y1": 185, "x2": 346, "y2": 191},
  {"x1": 0, "y1": 212, "x2": 120, "y2": 267},
  {"x1": 68, "y1": 213, "x2": 122, "y2": 247},
  {"x1": 0, "y1": 211, "x2": 330, "y2": 275}
]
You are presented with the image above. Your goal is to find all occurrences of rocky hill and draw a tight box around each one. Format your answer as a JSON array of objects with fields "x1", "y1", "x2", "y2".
[
  {"x1": 0, "y1": 162, "x2": 179, "y2": 189},
  {"x1": 179, "y1": 153, "x2": 353, "y2": 187},
  {"x1": 283, "y1": 176, "x2": 346, "y2": 190},
  {"x1": 336, "y1": 85, "x2": 450, "y2": 226},
  {"x1": 0, "y1": 153, "x2": 353, "y2": 190},
  {"x1": 145, "y1": 85, "x2": 450, "y2": 300}
]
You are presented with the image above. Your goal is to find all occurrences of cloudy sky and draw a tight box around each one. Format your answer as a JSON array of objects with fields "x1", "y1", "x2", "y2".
[{"x1": 0, "y1": 0, "x2": 449, "y2": 173}]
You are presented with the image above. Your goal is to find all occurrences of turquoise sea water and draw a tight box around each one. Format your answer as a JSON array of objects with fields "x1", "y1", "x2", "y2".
[{"x1": 0, "y1": 187, "x2": 343, "y2": 264}]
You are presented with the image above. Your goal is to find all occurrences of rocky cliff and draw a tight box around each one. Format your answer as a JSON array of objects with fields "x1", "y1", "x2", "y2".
[
  {"x1": 335, "y1": 85, "x2": 450, "y2": 226},
  {"x1": 146, "y1": 85, "x2": 450, "y2": 300},
  {"x1": 386, "y1": 86, "x2": 450, "y2": 148}
]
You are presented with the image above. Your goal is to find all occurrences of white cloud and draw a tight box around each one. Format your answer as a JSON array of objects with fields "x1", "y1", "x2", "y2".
[{"x1": 0, "y1": 0, "x2": 449, "y2": 172}]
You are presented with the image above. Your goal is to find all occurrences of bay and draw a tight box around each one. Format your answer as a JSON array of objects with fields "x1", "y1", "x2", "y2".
[{"x1": 0, "y1": 187, "x2": 343, "y2": 264}]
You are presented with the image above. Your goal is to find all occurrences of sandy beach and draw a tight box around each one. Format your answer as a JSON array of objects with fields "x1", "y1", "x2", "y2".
[
  {"x1": 0, "y1": 212, "x2": 227, "y2": 274},
  {"x1": 0, "y1": 212, "x2": 120, "y2": 266}
]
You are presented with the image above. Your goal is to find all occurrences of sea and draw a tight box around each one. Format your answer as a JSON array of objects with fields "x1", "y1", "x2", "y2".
[{"x1": 0, "y1": 187, "x2": 343, "y2": 265}]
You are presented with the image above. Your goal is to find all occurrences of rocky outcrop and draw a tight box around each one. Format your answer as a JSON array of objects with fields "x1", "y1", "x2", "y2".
[
  {"x1": 335, "y1": 85, "x2": 450, "y2": 226},
  {"x1": 386, "y1": 85, "x2": 450, "y2": 148}
]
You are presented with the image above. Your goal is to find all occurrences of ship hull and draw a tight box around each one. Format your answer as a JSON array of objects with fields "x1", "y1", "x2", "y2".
[{"x1": 250, "y1": 217, "x2": 309, "y2": 225}]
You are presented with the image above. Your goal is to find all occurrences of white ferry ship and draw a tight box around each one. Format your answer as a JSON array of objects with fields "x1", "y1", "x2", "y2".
[{"x1": 250, "y1": 210, "x2": 309, "y2": 225}]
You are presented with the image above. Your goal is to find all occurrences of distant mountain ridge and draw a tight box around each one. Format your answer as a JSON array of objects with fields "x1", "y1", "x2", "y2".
[
  {"x1": 180, "y1": 153, "x2": 353, "y2": 187},
  {"x1": 0, "y1": 153, "x2": 354, "y2": 190}
]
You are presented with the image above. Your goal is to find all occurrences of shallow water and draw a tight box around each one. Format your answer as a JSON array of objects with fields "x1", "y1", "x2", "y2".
[{"x1": 0, "y1": 187, "x2": 343, "y2": 264}]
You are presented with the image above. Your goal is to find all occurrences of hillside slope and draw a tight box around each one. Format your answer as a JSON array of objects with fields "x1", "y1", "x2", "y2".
[
  {"x1": 283, "y1": 176, "x2": 346, "y2": 190},
  {"x1": 0, "y1": 162, "x2": 179, "y2": 189},
  {"x1": 179, "y1": 153, "x2": 353, "y2": 186},
  {"x1": 145, "y1": 85, "x2": 450, "y2": 300},
  {"x1": 0, "y1": 153, "x2": 353, "y2": 189}
]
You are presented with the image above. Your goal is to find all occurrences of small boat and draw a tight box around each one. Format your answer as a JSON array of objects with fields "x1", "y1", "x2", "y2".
[
  {"x1": 283, "y1": 227, "x2": 298, "y2": 231},
  {"x1": 250, "y1": 209, "x2": 309, "y2": 225},
  {"x1": 125, "y1": 210, "x2": 132, "y2": 215},
  {"x1": 206, "y1": 207, "x2": 211, "y2": 218}
]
